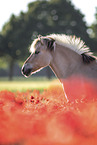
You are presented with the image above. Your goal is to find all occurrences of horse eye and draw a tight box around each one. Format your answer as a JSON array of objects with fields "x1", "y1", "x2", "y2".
[{"x1": 35, "y1": 51, "x2": 40, "y2": 54}]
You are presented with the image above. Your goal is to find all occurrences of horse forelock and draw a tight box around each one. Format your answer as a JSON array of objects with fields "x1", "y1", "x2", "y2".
[
  {"x1": 30, "y1": 38, "x2": 40, "y2": 53},
  {"x1": 30, "y1": 35, "x2": 55, "y2": 53}
]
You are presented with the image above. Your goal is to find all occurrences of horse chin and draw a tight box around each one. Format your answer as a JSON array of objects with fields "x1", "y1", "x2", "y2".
[
  {"x1": 31, "y1": 67, "x2": 43, "y2": 75},
  {"x1": 24, "y1": 73, "x2": 31, "y2": 78},
  {"x1": 24, "y1": 69, "x2": 39, "y2": 77},
  {"x1": 22, "y1": 66, "x2": 43, "y2": 77}
]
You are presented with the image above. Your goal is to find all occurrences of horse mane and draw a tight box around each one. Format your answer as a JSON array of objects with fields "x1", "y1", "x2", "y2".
[
  {"x1": 30, "y1": 34, "x2": 96, "y2": 64},
  {"x1": 47, "y1": 34, "x2": 96, "y2": 63}
]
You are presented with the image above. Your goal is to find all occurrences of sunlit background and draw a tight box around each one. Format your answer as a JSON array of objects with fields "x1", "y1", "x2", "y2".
[
  {"x1": 0, "y1": 0, "x2": 97, "y2": 82},
  {"x1": 0, "y1": 0, "x2": 97, "y2": 31}
]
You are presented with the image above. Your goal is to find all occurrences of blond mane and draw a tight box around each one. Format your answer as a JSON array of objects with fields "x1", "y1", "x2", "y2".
[{"x1": 48, "y1": 34, "x2": 92, "y2": 55}]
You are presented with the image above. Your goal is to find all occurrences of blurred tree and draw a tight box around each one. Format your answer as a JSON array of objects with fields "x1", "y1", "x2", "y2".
[
  {"x1": 90, "y1": 8, "x2": 97, "y2": 53},
  {"x1": 0, "y1": 0, "x2": 94, "y2": 79},
  {"x1": 90, "y1": 8, "x2": 97, "y2": 39},
  {"x1": 26, "y1": 0, "x2": 89, "y2": 42},
  {"x1": 1, "y1": 14, "x2": 30, "y2": 80},
  {"x1": 0, "y1": 34, "x2": 4, "y2": 56}
]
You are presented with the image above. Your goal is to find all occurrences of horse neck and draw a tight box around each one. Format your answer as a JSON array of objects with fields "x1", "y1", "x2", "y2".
[{"x1": 49, "y1": 43, "x2": 82, "y2": 80}]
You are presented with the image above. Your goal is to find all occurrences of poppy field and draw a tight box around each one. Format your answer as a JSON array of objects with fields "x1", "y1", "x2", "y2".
[{"x1": 0, "y1": 77, "x2": 97, "y2": 145}]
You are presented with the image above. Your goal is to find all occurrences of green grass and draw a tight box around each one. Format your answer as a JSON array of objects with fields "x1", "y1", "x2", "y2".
[{"x1": 0, "y1": 77, "x2": 59, "y2": 92}]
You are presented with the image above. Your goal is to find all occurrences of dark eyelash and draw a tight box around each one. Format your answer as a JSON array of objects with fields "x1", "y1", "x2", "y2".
[{"x1": 35, "y1": 51, "x2": 40, "y2": 54}]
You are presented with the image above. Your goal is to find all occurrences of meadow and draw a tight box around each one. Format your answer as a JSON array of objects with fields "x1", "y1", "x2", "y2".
[
  {"x1": 0, "y1": 77, "x2": 60, "y2": 91},
  {"x1": 0, "y1": 76, "x2": 97, "y2": 145}
]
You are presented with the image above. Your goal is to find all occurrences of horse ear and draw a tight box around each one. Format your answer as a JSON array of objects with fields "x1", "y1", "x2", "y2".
[
  {"x1": 44, "y1": 38, "x2": 55, "y2": 51},
  {"x1": 48, "y1": 38, "x2": 55, "y2": 51}
]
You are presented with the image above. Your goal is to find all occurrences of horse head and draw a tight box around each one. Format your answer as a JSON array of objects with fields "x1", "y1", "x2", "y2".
[{"x1": 22, "y1": 36, "x2": 55, "y2": 77}]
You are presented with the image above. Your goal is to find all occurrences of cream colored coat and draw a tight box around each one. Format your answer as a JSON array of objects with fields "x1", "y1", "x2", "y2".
[{"x1": 22, "y1": 34, "x2": 97, "y2": 102}]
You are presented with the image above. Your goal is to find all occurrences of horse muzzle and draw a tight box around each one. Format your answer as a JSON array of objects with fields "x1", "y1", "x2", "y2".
[{"x1": 21, "y1": 63, "x2": 32, "y2": 77}]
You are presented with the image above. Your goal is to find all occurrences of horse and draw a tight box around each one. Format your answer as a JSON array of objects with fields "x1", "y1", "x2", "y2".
[{"x1": 22, "y1": 34, "x2": 97, "y2": 102}]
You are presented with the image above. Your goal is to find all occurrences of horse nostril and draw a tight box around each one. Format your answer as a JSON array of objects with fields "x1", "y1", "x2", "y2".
[
  {"x1": 21, "y1": 64, "x2": 32, "y2": 76},
  {"x1": 25, "y1": 68, "x2": 32, "y2": 76}
]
